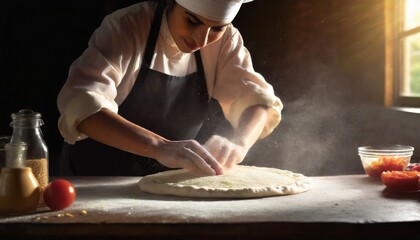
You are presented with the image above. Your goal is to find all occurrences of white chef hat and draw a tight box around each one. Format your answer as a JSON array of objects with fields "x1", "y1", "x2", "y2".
[{"x1": 175, "y1": 0, "x2": 254, "y2": 22}]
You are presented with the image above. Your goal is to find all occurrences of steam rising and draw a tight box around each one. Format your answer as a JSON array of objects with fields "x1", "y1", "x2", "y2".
[{"x1": 244, "y1": 83, "x2": 420, "y2": 177}]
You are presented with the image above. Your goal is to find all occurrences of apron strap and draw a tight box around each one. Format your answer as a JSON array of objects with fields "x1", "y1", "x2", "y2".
[
  {"x1": 142, "y1": 0, "x2": 166, "y2": 68},
  {"x1": 194, "y1": 50, "x2": 205, "y2": 84}
]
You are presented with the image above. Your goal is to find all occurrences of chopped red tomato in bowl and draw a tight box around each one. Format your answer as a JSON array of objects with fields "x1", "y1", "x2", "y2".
[
  {"x1": 358, "y1": 145, "x2": 414, "y2": 179},
  {"x1": 380, "y1": 170, "x2": 420, "y2": 192},
  {"x1": 363, "y1": 157, "x2": 409, "y2": 178}
]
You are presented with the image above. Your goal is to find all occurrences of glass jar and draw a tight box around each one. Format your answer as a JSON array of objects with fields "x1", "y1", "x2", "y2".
[{"x1": 10, "y1": 109, "x2": 49, "y2": 196}]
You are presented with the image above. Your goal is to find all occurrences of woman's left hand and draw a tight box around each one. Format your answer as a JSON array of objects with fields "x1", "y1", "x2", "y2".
[
  {"x1": 204, "y1": 135, "x2": 249, "y2": 168},
  {"x1": 204, "y1": 105, "x2": 270, "y2": 169}
]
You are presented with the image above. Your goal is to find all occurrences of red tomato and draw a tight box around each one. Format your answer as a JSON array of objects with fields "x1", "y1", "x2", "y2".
[
  {"x1": 43, "y1": 179, "x2": 76, "y2": 210},
  {"x1": 381, "y1": 171, "x2": 420, "y2": 192}
]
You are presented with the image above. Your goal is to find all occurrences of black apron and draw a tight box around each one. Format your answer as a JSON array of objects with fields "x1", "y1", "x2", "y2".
[{"x1": 61, "y1": 0, "x2": 211, "y2": 176}]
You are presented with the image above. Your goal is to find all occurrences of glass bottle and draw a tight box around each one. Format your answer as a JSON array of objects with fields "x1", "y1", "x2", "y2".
[{"x1": 10, "y1": 109, "x2": 49, "y2": 196}]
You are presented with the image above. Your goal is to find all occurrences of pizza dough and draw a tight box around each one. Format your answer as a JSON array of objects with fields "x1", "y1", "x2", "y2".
[{"x1": 138, "y1": 165, "x2": 311, "y2": 198}]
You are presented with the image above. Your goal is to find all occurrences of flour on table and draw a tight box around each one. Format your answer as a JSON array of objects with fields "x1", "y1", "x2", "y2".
[{"x1": 138, "y1": 165, "x2": 311, "y2": 198}]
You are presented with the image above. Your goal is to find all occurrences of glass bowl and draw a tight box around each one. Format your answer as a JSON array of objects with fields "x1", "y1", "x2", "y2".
[{"x1": 358, "y1": 145, "x2": 414, "y2": 178}]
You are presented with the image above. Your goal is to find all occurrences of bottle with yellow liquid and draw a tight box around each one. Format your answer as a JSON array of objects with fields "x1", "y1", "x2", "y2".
[{"x1": 0, "y1": 142, "x2": 40, "y2": 214}]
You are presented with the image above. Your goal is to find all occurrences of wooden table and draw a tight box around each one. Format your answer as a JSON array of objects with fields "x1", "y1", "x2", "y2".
[{"x1": 0, "y1": 175, "x2": 419, "y2": 240}]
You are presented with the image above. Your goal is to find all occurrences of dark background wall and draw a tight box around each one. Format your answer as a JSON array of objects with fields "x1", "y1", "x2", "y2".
[{"x1": 1, "y1": 0, "x2": 419, "y2": 176}]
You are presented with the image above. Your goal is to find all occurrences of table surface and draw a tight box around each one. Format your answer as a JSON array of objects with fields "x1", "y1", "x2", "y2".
[{"x1": 1, "y1": 174, "x2": 419, "y2": 239}]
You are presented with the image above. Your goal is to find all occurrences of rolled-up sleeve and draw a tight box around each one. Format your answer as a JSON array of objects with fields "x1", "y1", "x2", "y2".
[
  {"x1": 209, "y1": 26, "x2": 282, "y2": 139},
  {"x1": 57, "y1": 12, "x2": 138, "y2": 144},
  {"x1": 58, "y1": 91, "x2": 118, "y2": 144}
]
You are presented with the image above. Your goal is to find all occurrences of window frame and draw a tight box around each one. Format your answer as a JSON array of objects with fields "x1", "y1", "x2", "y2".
[{"x1": 386, "y1": 0, "x2": 420, "y2": 107}]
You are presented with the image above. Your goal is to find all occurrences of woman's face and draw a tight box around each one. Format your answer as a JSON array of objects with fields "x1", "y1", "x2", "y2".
[{"x1": 167, "y1": 3, "x2": 230, "y2": 53}]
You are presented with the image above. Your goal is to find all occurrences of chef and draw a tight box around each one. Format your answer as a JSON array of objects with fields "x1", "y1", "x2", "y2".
[{"x1": 57, "y1": 0, "x2": 282, "y2": 176}]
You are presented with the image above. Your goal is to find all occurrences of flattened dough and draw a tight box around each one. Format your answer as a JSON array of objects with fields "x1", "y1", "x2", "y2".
[{"x1": 138, "y1": 165, "x2": 311, "y2": 198}]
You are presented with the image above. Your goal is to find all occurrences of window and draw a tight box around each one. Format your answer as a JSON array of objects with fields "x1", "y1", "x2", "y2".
[{"x1": 386, "y1": 0, "x2": 420, "y2": 107}]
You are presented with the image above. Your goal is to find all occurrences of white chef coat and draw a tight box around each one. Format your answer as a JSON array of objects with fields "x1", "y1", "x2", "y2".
[{"x1": 57, "y1": 1, "x2": 282, "y2": 144}]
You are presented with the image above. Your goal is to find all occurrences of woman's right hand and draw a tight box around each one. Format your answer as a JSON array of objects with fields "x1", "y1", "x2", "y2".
[
  {"x1": 77, "y1": 109, "x2": 223, "y2": 176},
  {"x1": 155, "y1": 139, "x2": 224, "y2": 176}
]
